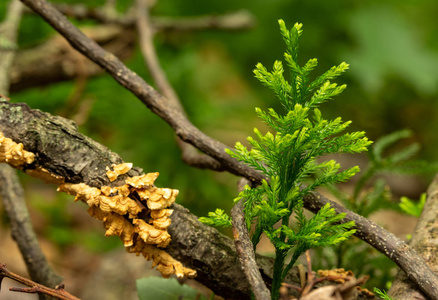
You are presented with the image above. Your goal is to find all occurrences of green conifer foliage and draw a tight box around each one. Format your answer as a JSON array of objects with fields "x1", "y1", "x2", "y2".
[{"x1": 200, "y1": 20, "x2": 372, "y2": 299}]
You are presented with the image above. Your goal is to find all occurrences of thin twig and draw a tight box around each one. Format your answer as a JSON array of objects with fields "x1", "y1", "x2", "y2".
[
  {"x1": 35, "y1": 3, "x2": 255, "y2": 31},
  {"x1": 0, "y1": 264, "x2": 79, "y2": 300},
  {"x1": 16, "y1": 1, "x2": 438, "y2": 298},
  {"x1": 136, "y1": 0, "x2": 223, "y2": 170},
  {"x1": 0, "y1": 1, "x2": 63, "y2": 297},
  {"x1": 299, "y1": 251, "x2": 315, "y2": 297},
  {"x1": 19, "y1": 0, "x2": 264, "y2": 183},
  {"x1": 231, "y1": 179, "x2": 271, "y2": 300}
]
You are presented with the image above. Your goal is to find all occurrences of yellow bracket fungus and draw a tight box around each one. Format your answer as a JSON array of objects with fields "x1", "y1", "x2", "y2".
[
  {"x1": 106, "y1": 163, "x2": 133, "y2": 182},
  {"x1": 0, "y1": 131, "x2": 196, "y2": 279},
  {"x1": 57, "y1": 166, "x2": 196, "y2": 278},
  {"x1": 0, "y1": 132, "x2": 35, "y2": 168}
]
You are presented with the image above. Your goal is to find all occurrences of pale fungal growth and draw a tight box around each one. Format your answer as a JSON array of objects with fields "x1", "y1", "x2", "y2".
[
  {"x1": 136, "y1": 187, "x2": 179, "y2": 210},
  {"x1": 88, "y1": 206, "x2": 136, "y2": 247},
  {"x1": 0, "y1": 132, "x2": 193, "y2": 278},
  {"x1": 150, "y1": 209, "x2": 173, "y2": 230},
  {"x1": 56, "y1": 167, "x2": 195, "y2": 279},
  {"x1": 58, "y1": 183, "x2": 102, "y2": 204},
  {"x1": 97, "y1": 193, "x2": 142, "y2": 218},
  {"x1": 126, "y1": 172, "x2": 159, "y2": 188},
  {"x1": 106, "y1": 162, "x2": 133, "y2": 182},
  {"x1": 133, "y1": 219, "x2": 171, "y2": 248},
  {"x1": 127, "y1": 240, "x2": 196, "y2": 278},
  {"x1": 0, "y1": 132, "x2": 35, "y2": 168}
]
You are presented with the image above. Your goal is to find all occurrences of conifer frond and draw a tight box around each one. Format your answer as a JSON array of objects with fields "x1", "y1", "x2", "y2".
[
  {"x1": 198, "y1": 209, "x2": 232, "y2": 228},
  {"x1": 201, "y1": 20, "x2": 371, "y2": 298}
]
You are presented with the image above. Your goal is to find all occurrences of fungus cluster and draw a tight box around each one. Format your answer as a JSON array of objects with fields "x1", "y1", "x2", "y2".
[
  {"x1": 0, "y1": 132, "x2": 196, "y2": 279},
  {"x1": 0, "y1": 132, "x2": 35, "y2": 167},
  {"x1": 58, "y1": 163, "x2": 196, "y2": 278}
]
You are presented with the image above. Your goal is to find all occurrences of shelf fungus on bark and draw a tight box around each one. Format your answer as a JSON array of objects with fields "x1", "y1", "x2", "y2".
[
  {"x1": 150, "y1": 209, "x2": 173, "y2": 230},
  {"x1": 57, "y1": 170, "x2": 196, "y2": 279},
  {"x1": 106, "y1": 162, "x2": 133, "y2": 182},
  {"x1": 127, "y1": 239, "x2": 197, "y2": 278},
  {"x1": 0, "y1": 132, "x2": 196, "y2": 279},
  {"x1": 0, "y1": 132, "x2": 35, "y2": 168},
  {"x1": 133, "y1": 219, "x2": 171, "y2": 248}
]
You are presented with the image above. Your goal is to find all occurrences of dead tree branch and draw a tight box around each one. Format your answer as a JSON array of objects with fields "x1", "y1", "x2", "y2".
[
  {"x1": 19, "y1": 0, "x2": 263, "y2": 182},
  {"x1": 46, "y1": 3, "x2": 255, "y2": 31},
  {"x1": 231, "y1": 179, "x2": 271, "y2": 300},
  {"x1": 0, "y1": 263, "x2": 79, "y2": 300},
  {"x1": 16, "y1": 1, "x2": 438, "y2": 298},
  {"x1": 0, "y1": 165, "x2": 63, "y2": 290},
  {"x1": 232, "y1": 200, "x2": 271, "y2": 300},
  {"x1": 135, "y1": 0, "x2": 223, "y2": 170},
  {"x1": 388, "y1": 175, "x2": 438, "y2": 300}
]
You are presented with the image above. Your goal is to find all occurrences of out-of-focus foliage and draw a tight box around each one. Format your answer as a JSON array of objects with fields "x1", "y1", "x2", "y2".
[
  {"x1": 313, "y1": 130, "x2": 436, "y2": 289},
  {"x1": 400, "y1": 193, "x2": 426, "y2": 218},
  {"x1": 137, "y1": 277, "x2": 208, "y2": 300}
]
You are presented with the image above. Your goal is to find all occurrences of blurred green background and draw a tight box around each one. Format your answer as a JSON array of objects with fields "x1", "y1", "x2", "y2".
[{"x1": 1, "y1": 0, "x2": 437, "y2": 293}]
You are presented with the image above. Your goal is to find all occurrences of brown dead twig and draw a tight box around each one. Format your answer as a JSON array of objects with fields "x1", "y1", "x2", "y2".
[
  {"x1": 282, "y1": 252, "x2": 370, "y2": 300},
  {"x1": 16, "y1": 0, "x2": 438, "y2": 299},
  {"x1": 0, "y1": 264, "x2": 79, "y2": 300},
  {"x1": 231, "y1": 179, "x2": 271, "y2": 300},
  {"x1": 46, "y1": 2, "x2": 255, "y2": 31}
]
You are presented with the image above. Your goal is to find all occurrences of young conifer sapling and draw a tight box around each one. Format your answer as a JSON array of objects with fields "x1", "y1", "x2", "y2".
[{"x1": 200, "y1": 20, "x2": 372, "y2": 299}]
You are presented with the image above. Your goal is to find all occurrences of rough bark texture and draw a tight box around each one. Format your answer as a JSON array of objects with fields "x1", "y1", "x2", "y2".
[
  {"x1": 231, "y1": 200, "x2": 271, "y2": 300},
  {"x1": 388, "y1": 175, "x2": 438, "y2": 300}
]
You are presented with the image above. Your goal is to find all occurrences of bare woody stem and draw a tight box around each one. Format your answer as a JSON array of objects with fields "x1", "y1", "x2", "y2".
[
  {"x1": 0, "y1": 264, "x2": 79, "y2": 300},
  {"x1": 135, "y1": 0, "x2": 223, "y2": 170},
  {"x1": 16, "y1": 1, "x2": 438, "y2": 299},
  {"x1": 389, "y1": 174, "x2": 438, "y2": 300},
  {"x1": 19, "y1": 0, "x2": 262, "y2": 183},
  {"x1": 231, "y1": 179, "x2": 271, "y2": 300},
  {"x1": 30, "y1": 3, "x2": 256, "y2": 31}
]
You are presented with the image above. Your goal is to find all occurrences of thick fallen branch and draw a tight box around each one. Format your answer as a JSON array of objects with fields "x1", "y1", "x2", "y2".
[
  {"x1": 388, "y1": 175, "x2": 438, "y2": 299},
  {"x1": 13, "y1": 1, "x2": 438, "y2": 298},
  {"x1": 135, "y1": 0, "x2": 222, "y2": 171}
]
